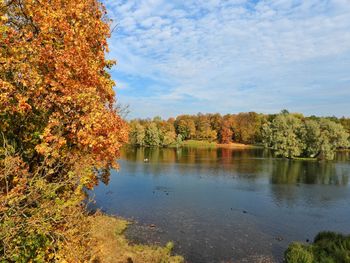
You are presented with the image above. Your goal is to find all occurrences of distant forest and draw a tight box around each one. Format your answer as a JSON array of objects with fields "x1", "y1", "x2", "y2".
[{"x1": 129, "y1": 110, "x2": 350, "y2": 160}]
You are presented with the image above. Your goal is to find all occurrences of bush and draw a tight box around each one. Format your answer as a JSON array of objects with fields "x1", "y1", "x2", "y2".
[
  {"x1": 285, "y1": 232, "x2": 350, "y2": 263},
  {"x1": 0, "y1": 148, "x2": 93, "y2": 262}
]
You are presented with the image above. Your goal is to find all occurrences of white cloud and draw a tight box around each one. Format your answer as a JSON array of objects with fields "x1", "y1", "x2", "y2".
[{"x1": 103, "y1": 0, "x2": 350, "y2": 118}]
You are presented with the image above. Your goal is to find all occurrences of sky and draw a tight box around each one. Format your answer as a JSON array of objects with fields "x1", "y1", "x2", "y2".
[{"x1": 102, "y1": 0, "x2": 350, "y2": 119}]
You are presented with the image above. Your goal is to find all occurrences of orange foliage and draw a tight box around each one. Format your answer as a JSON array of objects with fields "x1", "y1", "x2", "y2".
[
  {"x1": 1, "y1": 0, "x2": 128, "y2": 260},
  {"x1": 0, "y1": 0, "x2": 128, "y2": 188}
]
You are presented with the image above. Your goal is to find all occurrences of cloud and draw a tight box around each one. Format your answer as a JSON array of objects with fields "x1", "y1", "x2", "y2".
[{"x1": 102, "y1": 0, "x2": 350, "y2": 118}]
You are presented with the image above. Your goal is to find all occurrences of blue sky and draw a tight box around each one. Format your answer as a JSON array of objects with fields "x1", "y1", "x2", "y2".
[{"x1": 102, "y1": 0, "x2": 350, "y2": 119}]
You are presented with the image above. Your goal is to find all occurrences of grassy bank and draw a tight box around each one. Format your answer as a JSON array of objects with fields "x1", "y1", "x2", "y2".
[
  {"x1": 181, "y1": 140, "x2": 217, "y2": 147},
  {"x1": 216, "y1": 142, "x2": 262, "y2": 149},
  {"x1": 178, "y1": 140, "x2": 261, "y2": 148},
  {"x1": 89, "y1": 214, "x2": 184, "y2": 263},
  {"x1": 291, "y1": 157, "x2": 318, "y2": 161},
  {"x1": 285, "y1": 232, "x2": 350, "y2": 263}
]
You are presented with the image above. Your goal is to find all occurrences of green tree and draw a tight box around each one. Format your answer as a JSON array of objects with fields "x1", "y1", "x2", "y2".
[
  {"x1": 262, "y1": 114, "x2": 349, "y2": 160},
  {"x1": 302, "y1": 119, "x2": 321, "y2": 157},
  {"x1": 176, "y1": 134, "x2": 183, "y2": 146},
  {"x1": 261, "y1": 122, "x2": 273, "y2": 148},
  {"x1": 317, "y1": 119, "x2": 349, "y2": 160},
  {"x1": 339, "y1": 117, "x2": 350, "y2": 134},
  {"x1": 130, "y1": 122, "x2": 145, "y2": 146},
  {"x1": 145, "y1": 123, "x2": 160, "y2": 146},
  {"x1": 268, "y1": 114, "x2": 305, "y2": 158}
]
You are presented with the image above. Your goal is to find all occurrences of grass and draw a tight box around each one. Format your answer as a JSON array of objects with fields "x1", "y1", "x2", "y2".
[
  {"x1": 285, "y1": 231, "x2": 350, "y2": 263},
  {"x1": 89, "y1": 214, "x2": 184, "y2": 263},
  {"x1": 181, "y1": 140, "x2": 217, "y2": 147},
  {"x1": 216, "y1": 142, "x2": 262, "y2": 149},
  {"x1": 291, "y1": 157, "x2": 318, "y2": 161},
  {"x1": 181, "y1": 140, "x2": 261, "y2": 149}
]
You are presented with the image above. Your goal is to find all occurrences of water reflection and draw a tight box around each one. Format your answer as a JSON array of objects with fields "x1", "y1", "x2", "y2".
[
  {"x1": 91, "y1": 147, "x2": 350, "y2": 263},
  {"x1": 122, "y1": 146, "x2": 350, "y2": 186}
]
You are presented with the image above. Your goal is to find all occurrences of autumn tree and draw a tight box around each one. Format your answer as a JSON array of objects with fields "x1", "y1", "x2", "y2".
[
  {"x1": 174, "y1": 115, "x2": 196, "y2": 140},
  {"x1": 208, "y1": 113, "x2": 222, "y2": 134},
  {"x1": 233, "y1": 112, "x2": 261, "y2": 144},
  {"x1": 129, "y1": 121, "x2": 145, "y2": 146},
  {"x1": 195, "y1": 113, "x2": 217, "y2": 142},
  {"x1": 340, "y1": 117, "x2": 350, "y2": 135},
  {"x1": 219, "y1": 120, "x2": 233, "y2": 143},
  {"x1": 317, "y1": 119, "x2": 349, "y2": 160},
  {"x1": 159, "y1": 119, "x2": 177, "y2": 146},
  {"x1": 144, "y1": 123, "x2": 161, "y2": 146},
  {"x1": 302, "y1": 119, "x2": 321, "y2": 157},
  {"x1": 0, "y1": 0, "x2": 128, "y2": 260}
]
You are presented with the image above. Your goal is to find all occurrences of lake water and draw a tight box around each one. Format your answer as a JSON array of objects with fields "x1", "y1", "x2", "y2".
[{"x1": 89, "y1": 146, "x2": 350, "y2": 263}]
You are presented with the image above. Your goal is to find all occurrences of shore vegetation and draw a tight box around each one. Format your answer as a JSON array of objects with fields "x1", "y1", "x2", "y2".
[{"x1": 129, "y1": 111, "x2": 349, "y2": 160}]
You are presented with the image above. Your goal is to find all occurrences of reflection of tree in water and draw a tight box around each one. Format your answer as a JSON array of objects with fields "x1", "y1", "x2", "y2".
[
  {"x1": 271, "y1": 159, "x2": 349, "y2": 186},
  {"x1": 121, "y1": 145, "x2": 139, "y2": 161},
  {"x1": 121, "y1": 147, "x2": 350, "y2": 185},
  {"x1": 122, "y1": 146, "x2": 268, "y2": 179},
  {"x1": 270, "y1": 158, "x2": 350, "y2": 206},
  {"x1": 336, "y1": 151, "x2": 350, "y2": 162},
  {"x1": 271, "y1": 160, "x2": 304, "y2": 185}
]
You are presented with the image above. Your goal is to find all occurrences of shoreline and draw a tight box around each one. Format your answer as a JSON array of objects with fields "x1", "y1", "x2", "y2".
[
  {"x1": 216, "y1": 142, "x2": 262, "y2": 149},
  {"x1": 89, "y1": 213, "x2": 184, "y2": 263},
  {"x1": 125, "y1": 140, "x2": 263, "y2": 149}
]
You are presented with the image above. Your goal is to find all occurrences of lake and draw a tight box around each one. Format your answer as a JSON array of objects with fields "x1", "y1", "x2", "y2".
[{"x1": 89, "y1": 146, "x2": 350, "y2": 263}]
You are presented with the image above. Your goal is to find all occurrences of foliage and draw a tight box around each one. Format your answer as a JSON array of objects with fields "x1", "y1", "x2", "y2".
[
  {"x1": 130, "y1": 122, "x2": 145, "y2": 146},
  {"x1": 129, "y1": 112, "x2": 350, "y2": 157},
  {"x1": 264, "y1": 114, "x2": 305, "y2": 158},
  {"x1": 262, "y1": 113, "x2": 349, "y2": 160},
  {"x1": 317, "y1": 119, "x2": 350, "y2": 160},
  {"x1": 302, "y1": 119, "x2": 322, "y2": 157},
  {"x1": 145, "y1": 123, "x2": 161, "y2": 146},
  {"x1": 233, "y1": 112, "x2": 261, "y2": 144},
  {"x1": 194, "y1": 113, "x2": 217, "y2": 142},
  {"x1": 162, "y1": 130, "x2": 177, "y2": 146},
  {"x1": 285, "y1": 243, "x2": 314, "y2": 263},
  {"x1": 174, "y1": 115, "x2": 196, "y2": 140},
  {"x1": 128, "y1": 119, "x2": 182, "y2": 147},
  {"x1": 0, "y1": 0, "x2": 128, "y2": 260},
  {"x1": 340, "y1": 117, "x2": 350, "y2": 134},
  {"x1": 0, "y1": 145, "x2": 93, "y2": 262},
  {"x1": 219, "y1": 125, "x2": 233, "y2": 144},
  {"x1": 285, "y1": 232, "x2": 350, "y2": 263}
]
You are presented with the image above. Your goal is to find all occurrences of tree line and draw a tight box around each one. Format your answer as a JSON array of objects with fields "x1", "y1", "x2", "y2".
[{"x1": 129, "y1": 111, "x2": 350, "y2": 160}]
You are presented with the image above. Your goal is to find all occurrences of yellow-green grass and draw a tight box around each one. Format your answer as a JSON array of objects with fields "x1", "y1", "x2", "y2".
[
  {"x1": 89, "y1": 214, "x2": 184, "y2": 263},
  {"x1": 291, "y1": 157, "x2": 318, "y2": 161},
  {"x1": 181, "y1": 140, "x2": 217, "y2": 147},
  {"x1": 182, "y1": 140, "x2": 261, "y2": 149}
]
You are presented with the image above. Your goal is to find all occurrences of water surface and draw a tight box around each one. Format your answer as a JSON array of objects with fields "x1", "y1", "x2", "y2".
[{"x1": 90, "y1": 147, "x2": 350, "y2": 263}]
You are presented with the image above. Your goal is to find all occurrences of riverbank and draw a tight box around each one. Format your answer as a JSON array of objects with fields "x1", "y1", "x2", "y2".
[
  {"x1": 89, "y1": 213, "x2": 183, "y2": 263},
  {"x1": 174, "y1": 140, "x2": 261, "y2": 148},
  {"x1": 216, "y1": 142, "x2": 262, "y2": 149}
]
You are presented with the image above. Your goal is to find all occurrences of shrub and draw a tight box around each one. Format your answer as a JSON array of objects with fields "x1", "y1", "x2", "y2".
[
  {"x1": 285, "y1": 232, "x2": 350, "y2": 263},
  {"x1": 284, "y1": 243, "x2": 314, "y2": 263}
]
